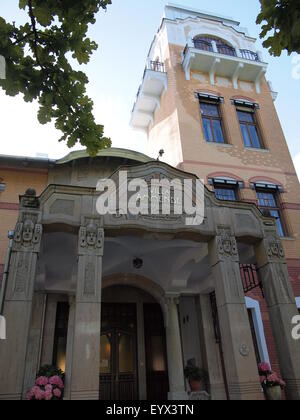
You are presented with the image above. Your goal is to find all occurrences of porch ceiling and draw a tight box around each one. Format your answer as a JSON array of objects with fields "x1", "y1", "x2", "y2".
[{"x1": 102, "y1": 236, "x2": 210, "y2": 293}]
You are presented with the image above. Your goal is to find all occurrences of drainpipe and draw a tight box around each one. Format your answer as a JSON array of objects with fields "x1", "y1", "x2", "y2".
[{"x1": 0, "y1": 230, "x2": 14, "y2": 315}]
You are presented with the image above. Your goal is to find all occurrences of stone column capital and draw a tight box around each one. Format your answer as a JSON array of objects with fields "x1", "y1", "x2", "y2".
[
  {"x1": 13, "y1": 210, "x2": 43, "y2": 254},
  {"x1": 209, "y1": 226, "x2": 239, "y2": 266},
  {"x1": 78, "y1": 217, "x2": 104, "y2": 257},
  {"x1": 165, "y1": 294, "x2": 180, "y2": 306},
  {"x1": 255, "y1": 230, "x2": 286, "y2": 268}
]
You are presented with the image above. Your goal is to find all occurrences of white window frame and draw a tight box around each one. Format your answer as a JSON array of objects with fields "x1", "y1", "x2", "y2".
[{"x1": 245, "y1": 297, "x2": 270, "y2": 366}]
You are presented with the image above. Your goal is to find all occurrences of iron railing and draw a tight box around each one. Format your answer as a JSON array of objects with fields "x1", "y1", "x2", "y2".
[
  {"x1": 240, "y1": 49, "x2": 259, "y2": 62},
  {"x1": 186, "y1": 40, "x2": 260, "y2": 62},
  {"x1": 193, "y1": 39, "x2": 213, "y2": 52},
  {"x1": 148, "y1": 60, "x2": 165, "y2": 73},
  {"x1": 240, "y1": 264, "x2": 264, "y2": 296},
  {"x1": 217, "y1": 43, "x2": 237, "y2": 57}
]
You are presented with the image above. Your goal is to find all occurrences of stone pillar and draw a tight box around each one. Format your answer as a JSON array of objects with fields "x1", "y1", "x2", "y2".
[
  {"x1": 69, "y1": 218, "x2": 104, "y2": 400},
  {"x1": 22, "y1": 293, "x2": 46, "y2": 399},
  {"x1": 0, "y1": 193, "x2": 42, "y2": 400},
  {"x1": 165, "y1": 296, "x2": 187, "y2": 400},
  {"x1": 208, "y1": 227, "x2": 263, "y2": 400},
  {"x1": 197, "y1": 294, "x2": 227, "y2": 400},
  {"x1": 64, "y1": 296, "x2": 76, "y2": 400},
  {"x1": 255, "y1": 230, "x2": 300, "y2": 400}
]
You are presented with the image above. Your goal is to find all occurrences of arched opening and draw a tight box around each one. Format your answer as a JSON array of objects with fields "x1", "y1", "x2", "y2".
[
  {"x1": 100, "y1": 284, "x2": 169, "y2": 401},
  {"x1": 193, "y1": 35, "x2": 237, "y2": 57}
]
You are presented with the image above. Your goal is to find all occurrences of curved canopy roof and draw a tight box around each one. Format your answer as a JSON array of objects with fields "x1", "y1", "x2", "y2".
[{"x1": 56, "y1": 148, "x2": 153, "y2": 165}]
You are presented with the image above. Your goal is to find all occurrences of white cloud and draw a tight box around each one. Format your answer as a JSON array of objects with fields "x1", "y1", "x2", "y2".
[{"x1": 293, "y1": 154, "x2": 300, "y2": 181}]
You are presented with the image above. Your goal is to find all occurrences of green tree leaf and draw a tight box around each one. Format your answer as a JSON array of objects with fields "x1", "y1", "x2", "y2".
[
  {"x1": 0, "y1": 0, "x2": 112, "y2": 155},
  {"x1": 257, "y1": 0, "x2": 300, "y2": 56}
]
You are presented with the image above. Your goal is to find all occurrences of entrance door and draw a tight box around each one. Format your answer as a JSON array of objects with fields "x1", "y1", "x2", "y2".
[
  {"x1": 100, "y1": 303, "x2": 138, "y2": 400},
  {"x1": 144, "y1": 303, "x2": 169, "y2": 400}
]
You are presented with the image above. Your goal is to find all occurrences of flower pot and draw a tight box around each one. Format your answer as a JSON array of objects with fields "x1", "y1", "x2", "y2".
[
  {"x1": 265, "y1": 386, "x2": 282, "y2": 401},
  {"x1": 189, "y1": 379, "x2": 201, "y2": 392}
]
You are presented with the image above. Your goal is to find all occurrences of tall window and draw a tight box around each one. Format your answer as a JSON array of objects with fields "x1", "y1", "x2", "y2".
[
  {"x1": 53, "y1": 302, "x2": 69, "y2": 373},
  {"x1": 248, "y1": 309, "x2": 261, "y2": 364},
  {"x1": 200, "y1": 100, "x2": 226, "y2": 144},
  {"x1": 237, "y1": 108, "x2": 263, "y2": 149},
  {"x1": 256, "y1": 190, "x2": 285, "y2": 237}
]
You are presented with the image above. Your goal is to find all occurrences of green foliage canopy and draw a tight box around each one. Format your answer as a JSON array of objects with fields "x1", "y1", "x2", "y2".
[
  {"x1": 0, "y1": 0, "x2": 112, "y2": 155},
  {"x1": 257, "y1": 0, "x2": 300, "y2": 56}
]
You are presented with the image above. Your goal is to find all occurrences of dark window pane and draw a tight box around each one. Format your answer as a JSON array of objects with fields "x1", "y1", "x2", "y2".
[
  {"x1": 200, "y1": 103, "x2": 219, "y2": 117},
  {"x1": 256, "y1": 190, "x2": 285, "y2": 237},
  {"x1": 248, "y1": 125, "x2": 261, "y2": 148},
  {"x1": 202, "y1": 118, "x2": 214, "y2": 142},
  {"x1": 238, "y1": 111, "x2": 254, "y2": 123},
  {"x1": 212, "y1": 120, "x2": 225, "y2": 143},
  {"x1": 257, "y1": 192, "x2": 276, "y2": 207},
  {"x1": 269, "y1": 210, "x2": 285, "y2": 237},
  {"x1": 240, "y1": 124, "x2": 251, "y2": 147},
  {"x1": 215, "y1": 187, "x2": 236, "y2": 201}
]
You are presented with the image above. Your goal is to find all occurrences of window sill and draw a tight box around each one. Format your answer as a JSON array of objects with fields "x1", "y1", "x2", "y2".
[
  {"x1": 280, "y1": 236, "x2": 295, "y2": 241},
  {"x1": 245, "y1": 147, "x2": 270, "y2": 152},
  {"x1": 206, "y1": 142, "x2": 233, "y2": 148}
]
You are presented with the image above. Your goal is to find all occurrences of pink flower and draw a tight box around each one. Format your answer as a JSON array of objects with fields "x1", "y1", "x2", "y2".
[
  {"x1": 267, "y1": 373, "x2": 279, "y2": 383},
  {"x1": 53, "y1": 388, "x2": 62, "y2": 399},
  {"x1": 33, "y1": 386, "x2": 45, "y2": 401},
  {"x1": 279, "y1": 379, "x2": 286, "y2": 388},
  {"x1": 44, "y1": 389, "x2": 53, "y2": 401},
  {"x1": 258, "y1": 362, "x2": 271, "y2": 374},
  {"x1": 49, "y1": 376, "x2": 64, "y2": 389},
  {"x1": 26, "y1": 389, "x2": 34, "y2": 400},
  {"x1": 35, "y1": 376, "x2": 49, "y2": 387},
  {"x1": 45, "y1": 384, "x2": 53, "y2": 393}
]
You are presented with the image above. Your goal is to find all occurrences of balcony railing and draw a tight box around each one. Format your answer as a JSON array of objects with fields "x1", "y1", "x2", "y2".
[
  {"x1": 130, "y1": 59, "x2": 168, "y2": 130},
  {"x1": 148, "y1": 60, "x2": 166, "y2": 73},
  {"x1": 240, "y1": 49, "x2": 259, "y2": 62},
  {"x1": 191, "y1": 40, "x2": 260, "y2": 62},
  {"x1": 216, "y1": 43, "x2": 237, "y2": 57},
  {"x1": 193, "y1": 39, "x2": 213, "y2": 52}
]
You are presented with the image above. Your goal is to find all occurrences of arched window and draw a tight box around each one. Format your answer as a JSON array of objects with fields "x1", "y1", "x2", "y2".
[{"x1": 193, "y1": 35, "x2": 236, "y2": 57}]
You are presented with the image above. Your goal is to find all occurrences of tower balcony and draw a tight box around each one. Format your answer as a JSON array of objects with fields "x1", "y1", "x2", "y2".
[
  {"x1": 182, "y1": 39, "x2": 268, "y2": 94},
  {"x1": 130, "y1": 60, "x2": 168, "y2": 131}
]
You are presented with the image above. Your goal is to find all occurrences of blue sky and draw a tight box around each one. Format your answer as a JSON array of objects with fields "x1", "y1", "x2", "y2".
[{"x1": 0, "y1": 0, "x2": 299, "y2": 176}]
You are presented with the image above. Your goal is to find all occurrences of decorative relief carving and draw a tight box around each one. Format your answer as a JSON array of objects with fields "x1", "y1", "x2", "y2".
[
  {"x1": 216, "y1": 227, "x2": 238, "y2": 260},
  {"x1": 239, "y1": 344, "x2": 250, "y2": 358},
  {"x1": 84, "y1": 262, "x2": 96, "y2": 295},
  {"x1": 266, "y1": 235, "x2": 285, "y2": 261},
  {"x1": 13, "y1": 212, "x2": 42, "y2": 252},
  {"x1": 78, "y1": 217, "x2": 104, "y2": 256},
  {"x1": 14, "y1": 254, "x2": 29, "y2": 293}
]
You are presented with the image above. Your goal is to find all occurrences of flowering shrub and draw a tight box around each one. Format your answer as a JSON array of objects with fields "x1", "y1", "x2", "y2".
[
  {"x1": 258, "y1": 362, "x2": 286, "y2": 389},
  {"x1": 26, "y1": 367, "x2": 64, "y2": 401}
]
